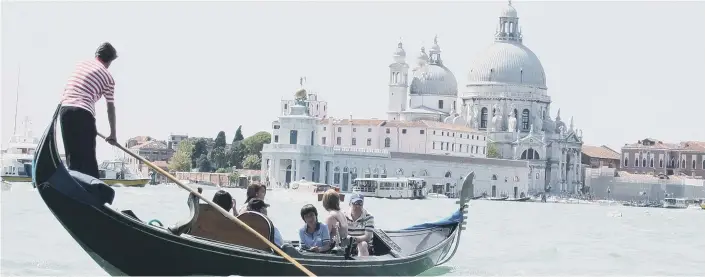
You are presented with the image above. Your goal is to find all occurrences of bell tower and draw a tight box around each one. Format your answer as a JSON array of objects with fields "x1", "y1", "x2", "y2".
[{"x1": 387, "y1": 40, "x2": 409, "y2": 121}]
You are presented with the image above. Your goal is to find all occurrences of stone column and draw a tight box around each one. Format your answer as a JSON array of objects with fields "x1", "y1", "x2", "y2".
[
  {"x1": 326, "y1": 161, "x2": 333, "y2": 185},
  {"x1": 559, "y1": 148, "x2": 564, "y2": 191},
  {"x1": 299, "y1": 159, "x2": 307, "y2": 181}
]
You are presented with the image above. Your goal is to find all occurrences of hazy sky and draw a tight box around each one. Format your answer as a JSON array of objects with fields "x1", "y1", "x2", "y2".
[{"x1": 2, "y1": 1, "x2": 705, "y2": 160}]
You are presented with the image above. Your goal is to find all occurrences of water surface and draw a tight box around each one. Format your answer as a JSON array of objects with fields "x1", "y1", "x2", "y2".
[{"x1": 2, "y1": 185, "x2": 704, "y2": 276}]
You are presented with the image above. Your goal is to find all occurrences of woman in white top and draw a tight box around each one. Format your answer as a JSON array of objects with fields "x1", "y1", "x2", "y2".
[{"x1": 321, "y1": 189, "x2": 348, "y2": 245}]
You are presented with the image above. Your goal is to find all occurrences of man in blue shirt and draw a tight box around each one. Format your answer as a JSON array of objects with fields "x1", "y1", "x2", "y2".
[{"x1": 247, "y1": 199, "x2": 284, "y2": 247}]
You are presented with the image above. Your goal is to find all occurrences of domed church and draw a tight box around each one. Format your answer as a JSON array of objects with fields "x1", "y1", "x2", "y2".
[
  {"x1": 385, "y1": 1, "x2": 584, "y2": 193},
  {"x1": 263, "y1": 1, "x2": 584, "y2": 196}
]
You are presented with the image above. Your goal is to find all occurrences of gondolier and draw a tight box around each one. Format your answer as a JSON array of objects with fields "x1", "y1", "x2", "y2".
[{"x1": 59, "y1": 42, "x2": 119, "y2": 178}]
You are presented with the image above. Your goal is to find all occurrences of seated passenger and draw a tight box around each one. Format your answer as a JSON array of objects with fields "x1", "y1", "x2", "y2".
[
  {"x1": 346, "y1": 194, "x2": 375, "y2": 257},
  {"x1": 298, "y1": 204, "x2": 331, "y2": 253},
  {"x1": 212, "y1": 190, "x2": 238, "y2": 216},
  {"x1": 238, "y1": 183, "x2": 267, "y2": 214},
  {"x1": 321, "y1": 189, "x2": 348, "y2": 245},
  {"x1": 246, "y1": 199, "x2": 284, "y2": 247}
]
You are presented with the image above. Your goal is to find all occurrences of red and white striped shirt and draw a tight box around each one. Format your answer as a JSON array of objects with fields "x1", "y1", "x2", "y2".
[{"x1": 61, "y1": 58, "x2": 115, "y2": 116}]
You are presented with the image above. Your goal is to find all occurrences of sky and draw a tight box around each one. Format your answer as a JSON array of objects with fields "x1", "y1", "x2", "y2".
[{"x1": 2, "y1": 0, "x2": 705, "y2": 161}]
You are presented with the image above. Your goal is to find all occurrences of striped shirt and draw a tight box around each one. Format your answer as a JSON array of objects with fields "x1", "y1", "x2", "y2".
[
  {"x1": 346, "y1": 209, "x2": 375, "y2": 239},
  {"x1": 61, "y1": 58, "x2": 115, "y2": 116}
]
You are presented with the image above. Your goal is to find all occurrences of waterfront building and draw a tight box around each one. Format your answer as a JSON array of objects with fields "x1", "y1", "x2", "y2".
[
  {"x1": 583, "y1": 139, "x2": 705, "y2": 201},
  {"x1": 621, "y1": 138, "x2": 705, "y2": 178},
  {"x1": 168, "y1": 134, "x2": 189, "y2": 150},
  {"x1": 124, "y1": 138, "x2": 174, "y2": 162},
  {"x1": 581, "y1": 145, "x2": 620, "y2": 169},
  {"x1": 260, "y1": 2, "x2": 583, "y2": 196},
  {"x1": 125, "y1": 136, "x2": 155, "y2": 148}
]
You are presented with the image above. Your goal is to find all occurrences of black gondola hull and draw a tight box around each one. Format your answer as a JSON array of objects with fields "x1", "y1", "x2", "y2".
[{"x1": 38, "y1": 182, "x2": 454, "y2": 276}]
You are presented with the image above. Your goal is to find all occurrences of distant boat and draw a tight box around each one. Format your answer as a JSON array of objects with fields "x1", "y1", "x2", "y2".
[
  {"x1": 351, "y1": 177, "x2": 429, "y2": 200},
  {"x1": 505, "y1": 197, "x2": 531, "y2": 202},
  {"x1": 661, "y1": 198, "x2": 688, "y2": 209}
]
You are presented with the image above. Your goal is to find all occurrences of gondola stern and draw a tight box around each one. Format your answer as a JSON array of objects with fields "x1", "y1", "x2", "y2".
[{"x1": 34, "y1": 104, "x2": 115, "y2": 208}]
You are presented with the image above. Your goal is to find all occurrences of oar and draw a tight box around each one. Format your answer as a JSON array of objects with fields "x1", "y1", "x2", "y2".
[{"x1": 97, "y1": 133, "x2": 316, "y2": 277}]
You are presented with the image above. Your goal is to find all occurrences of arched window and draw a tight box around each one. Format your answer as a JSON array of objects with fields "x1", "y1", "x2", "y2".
[
  {"x1": 650, "y1": 158, "x2": 654, "y2": 168},
  {"x1": 692, "y1": 160, "x2": 696, "y2": 169},
  {"x1": 491, "y1": 174, "x2": 498, "y2": 180},
  {"x1": 520, "y1": 148, "x2": 540, "y2": 160},
  {"x1": 521, "y1": 109, "x2": 530, "y2": 130},
  {"x1": 333, "y1": 167, "x2": 341, "y2": 184},
  {"x1": 480, "y1": 108, "x2": 488, "y2": 129},
  {"x1": 642, "y1": 158, "x2": 646, "y2": 167},
  {"x1": 384, "y1": 137, "x2": 391, "y2": 148},
  {"x1": 681, "y1": 159, "x2": 686, "y2": 169},
  {"x1": 659, "y1": 159, "x2": 663, "y2": 168},
  {"x1": 350, "y1": 167, "x2": 358, "y2": 181},
  {"x1": 670, "y1": 158, "x2": 675, "y2": 168},
  {"x1": 624, "y1": 158, "x2": 628, "y2": 167},
  {"x1": 444, "y1": 171, "x2": 452, "y2": 178}
]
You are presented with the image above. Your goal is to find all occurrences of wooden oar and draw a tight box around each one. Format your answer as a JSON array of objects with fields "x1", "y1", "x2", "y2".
[{"x1": 97, "y1": 133, "x2": 316, "y2": 277}]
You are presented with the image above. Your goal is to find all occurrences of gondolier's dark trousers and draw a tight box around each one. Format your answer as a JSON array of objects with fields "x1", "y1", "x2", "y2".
[{"x1": 60, "y1": 105, "x2": 100, "y2": 179}]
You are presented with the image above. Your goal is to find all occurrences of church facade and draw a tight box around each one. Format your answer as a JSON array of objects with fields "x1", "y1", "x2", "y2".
[{"x1": 261, "y1": 2, "x2": 583, "y2": 196}]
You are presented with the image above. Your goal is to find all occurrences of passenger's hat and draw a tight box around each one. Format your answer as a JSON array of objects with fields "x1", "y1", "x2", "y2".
[{"x1": 350, "y1": 193, "x2": 364, "y2": 205}]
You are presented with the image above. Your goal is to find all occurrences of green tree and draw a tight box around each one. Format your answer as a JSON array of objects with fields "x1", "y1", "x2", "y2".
[
  {"x1": 242, "y1": 131, "x2": 271, "y2": 157},
  {"x1": 487, "y1": 142, "x2": 501, "y2": 158},
  {"x1": 233, "y1": 125, "x2": 244, "y2": 143},
  {"x1": 242, "y1": 154, "x2": 261, "y2": 170},
  {"x1": 209, "y1": 146, "x2": 228, "y2": 170},
  {"x1": 214, "y1": 131, "x2": 227, "y2": 148},
  {"x1": 168, "y1": 139, "x2": 194, "y2": 172},
  {"x1": 191, "y1": 139, "x2": 208, "y2": 168},
  {"x1": 197, "y1": 153, "x2": 212, "y2": 172},
  {"x1": 228, "y1": 142, "x2": 246, "y2": 168}
]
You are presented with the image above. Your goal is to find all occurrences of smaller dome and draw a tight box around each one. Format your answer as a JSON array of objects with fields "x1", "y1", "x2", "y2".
[
  {"x1": 501, "y1": 4, "x2": 517, "y2": 18},
  {"x1": 409, "y1": 63, "x2": 458, "y2": 96}
]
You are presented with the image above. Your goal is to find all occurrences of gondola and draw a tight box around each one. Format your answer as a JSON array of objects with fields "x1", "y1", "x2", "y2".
[
  {"x1": 505, "y1": 197, "x2": 531, "y2": 202},
  {"x1": 32, "y1": 106, "x2": 473, "y2": 276}
]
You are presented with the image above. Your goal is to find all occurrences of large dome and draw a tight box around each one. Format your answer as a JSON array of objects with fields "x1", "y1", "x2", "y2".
[
  {"x1": 409, "y1": 64, "x2": 458, "y2": 96},
  {"x1": 467, "y1": 41, "x2": 546, "y2": 88}
]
